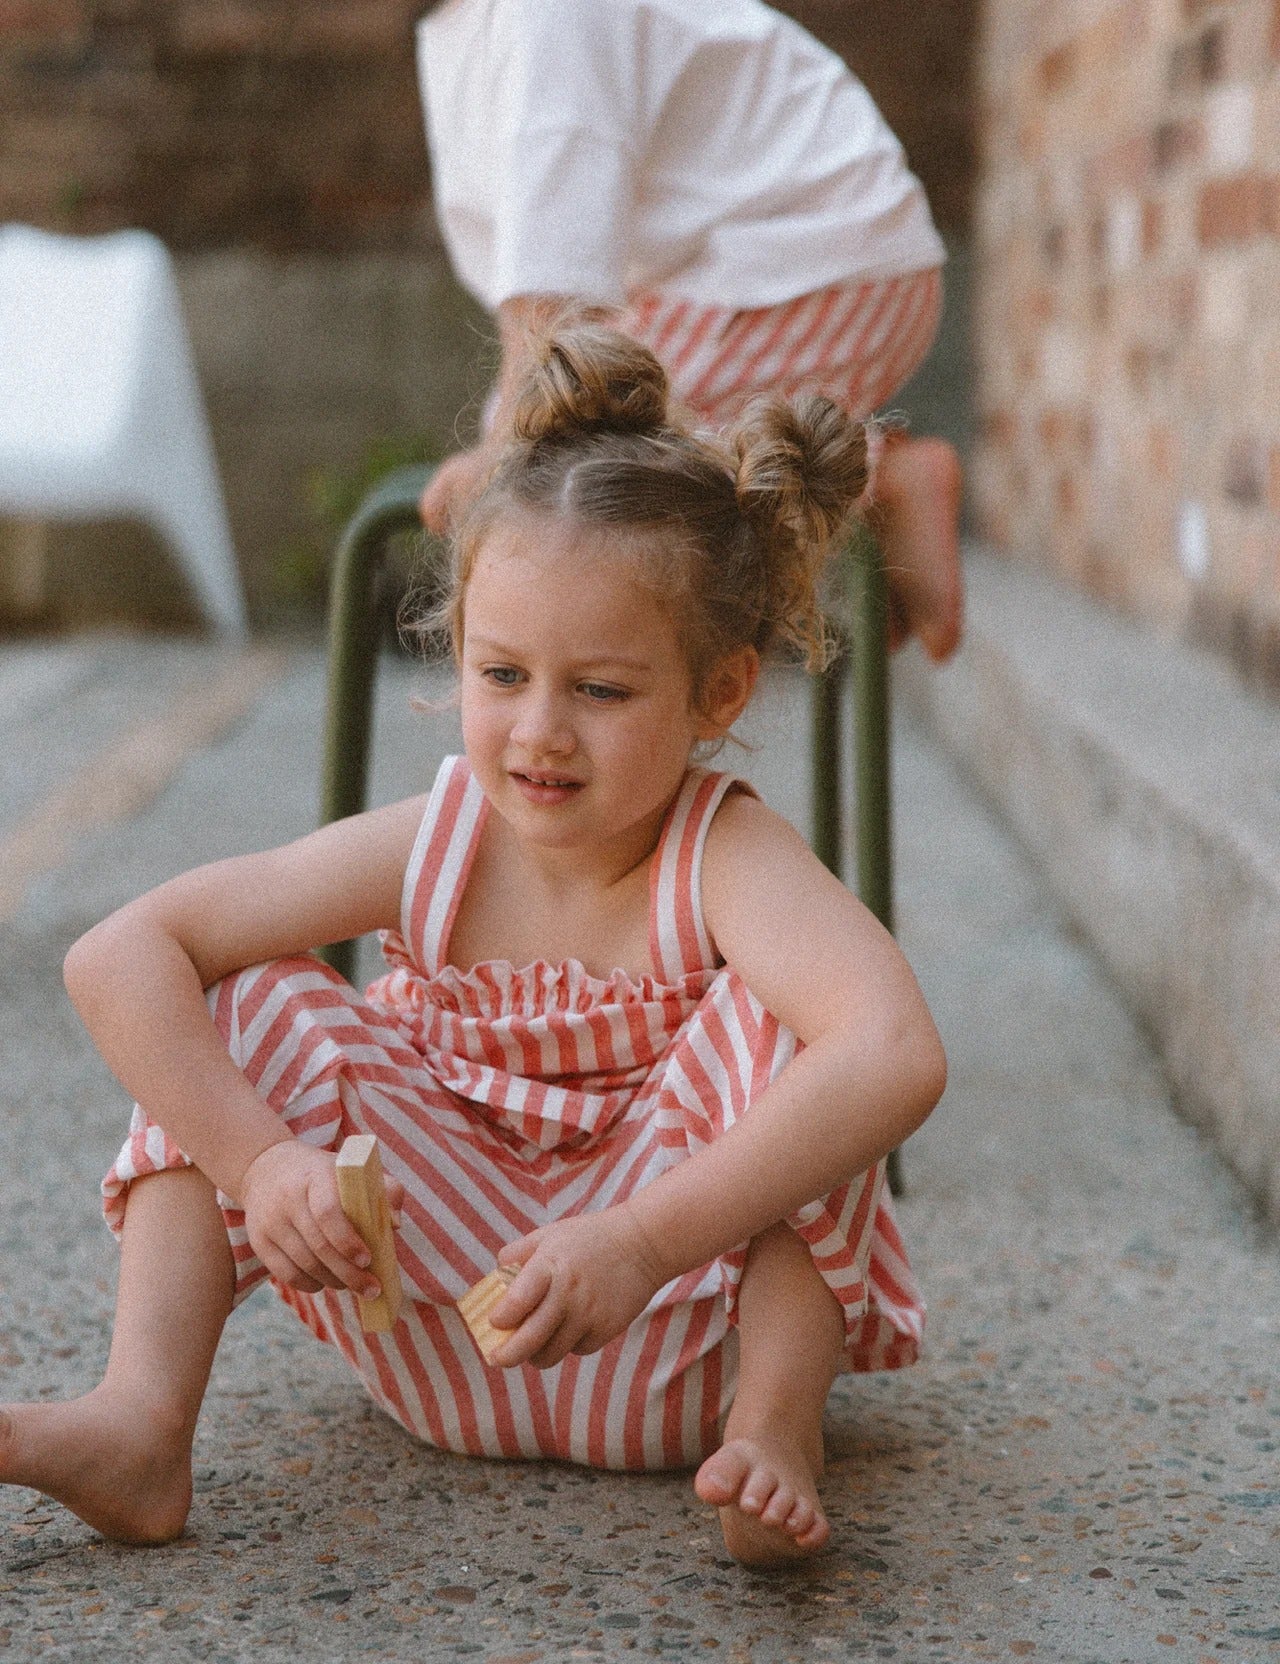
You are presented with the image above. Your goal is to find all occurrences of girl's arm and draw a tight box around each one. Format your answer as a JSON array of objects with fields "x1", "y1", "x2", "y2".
[
  {"x1": 630, "y1": 791, "x2": 946, "y2": 1259},
  {"x1": 489, "y1": 793, "x2": 946, "y2": 1366},
  {"x1": 64, "y1": 797, "x2": 424, "y2": 1292}
]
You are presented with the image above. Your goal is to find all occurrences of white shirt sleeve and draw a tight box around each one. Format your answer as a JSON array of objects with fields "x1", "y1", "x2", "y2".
[{"x1": 424, "y1": 0, "x2": 646, "y2": 310}]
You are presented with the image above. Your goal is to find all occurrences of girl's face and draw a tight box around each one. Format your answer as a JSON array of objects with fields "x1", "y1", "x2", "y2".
[{"x1": 459, "y1": 513, "x2": 751, "y2": 876}]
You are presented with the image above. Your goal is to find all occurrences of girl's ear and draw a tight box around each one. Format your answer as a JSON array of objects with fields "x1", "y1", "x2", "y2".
[{"x1": 695, "y1": 647, "x2": 760, "y2": 739}]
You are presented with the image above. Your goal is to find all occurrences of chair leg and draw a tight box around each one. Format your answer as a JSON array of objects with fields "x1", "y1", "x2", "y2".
[
  {"x1": 158, "y1": 485, "x2": 247, "y2": 641},
  {"x1": 318, "y1": 464, "x2": 435, "y2": 983},
  {"x1": 1, "y1": 518, "x2": 50, "y2": 618},
  {"x1": 847, "y1": 528, "x2": 903, "y2": 1196},
  {"x1": 810, "y1": 647, "x2": 844, "y2": 880},
  {"x1": 849, "y1": 532, "x2": 893, "y2": 937}
]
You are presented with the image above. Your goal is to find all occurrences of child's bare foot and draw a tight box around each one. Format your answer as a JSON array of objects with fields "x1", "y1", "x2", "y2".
[
  {"x1": 870, "y1": 433, "x2": 964, "y2": 663},
  {"x1": 695, "y1": 1425, "x2": 830, "y2": 1568},
  {"x1": 0, "y1": 1390, "x2": 193, "y2": 1544}
]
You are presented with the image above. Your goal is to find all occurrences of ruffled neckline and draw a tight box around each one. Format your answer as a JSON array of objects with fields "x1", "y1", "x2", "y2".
[
  {"x1": 373, "y1": 933, "x2": 716, "y2": 1022},
  {"x1": 435, "y1": 956, "x2": 713, "y2": 1017}
]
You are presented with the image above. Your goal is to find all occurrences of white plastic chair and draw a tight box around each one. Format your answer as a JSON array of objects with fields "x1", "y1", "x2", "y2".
[{"x1": 0, "y1": 224, "x2": 247, "y2": 637}]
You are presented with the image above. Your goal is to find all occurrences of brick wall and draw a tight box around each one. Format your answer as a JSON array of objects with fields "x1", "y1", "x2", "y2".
[
  {"x1": 0, "y1": 1, "x2": 430, "y2": 251},
  {"x1": 974, "y1": 0, "x2": 1280, "y2": 695}
]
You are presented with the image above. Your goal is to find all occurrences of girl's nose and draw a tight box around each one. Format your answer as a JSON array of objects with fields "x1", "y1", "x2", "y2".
[{"x1": 510, "y1": 693, "x2": 575, "y2": 754}]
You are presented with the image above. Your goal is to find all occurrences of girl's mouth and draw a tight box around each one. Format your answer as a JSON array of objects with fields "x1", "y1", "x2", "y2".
[{"x1": 511, "y1": 771, "x2": 585, "y2": 804}]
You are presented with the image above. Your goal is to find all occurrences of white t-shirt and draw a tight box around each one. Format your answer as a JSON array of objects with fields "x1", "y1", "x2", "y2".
[{"x1": 417, "y1": 0, "x2": 945, "y2": 311}]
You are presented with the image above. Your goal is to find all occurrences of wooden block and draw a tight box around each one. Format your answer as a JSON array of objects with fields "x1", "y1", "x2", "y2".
[
  {"x1": 458, "y1": 1266, "x2": 518, "y2": 1364},
  {"x1": 335, "y1": 1134, "x2": 402, "y2": 1332}
]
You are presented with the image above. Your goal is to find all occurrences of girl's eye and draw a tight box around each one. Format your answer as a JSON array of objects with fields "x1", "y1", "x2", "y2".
[
  {"x1": 579, "y1": 682, "x2": 628, "y2": 702},
  {"x1": 482, "y1": 665, "x2": 523, "y2": 687}
]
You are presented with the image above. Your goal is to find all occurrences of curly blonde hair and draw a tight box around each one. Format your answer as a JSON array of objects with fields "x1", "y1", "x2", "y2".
[{"x1": 416, "y1": 321, "x2": 869, "y2": 710}]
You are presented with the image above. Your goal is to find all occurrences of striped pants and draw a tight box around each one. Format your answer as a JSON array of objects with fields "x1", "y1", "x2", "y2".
[{"x1": 624, "y1": 267, "x2": 944, "y2": 482}]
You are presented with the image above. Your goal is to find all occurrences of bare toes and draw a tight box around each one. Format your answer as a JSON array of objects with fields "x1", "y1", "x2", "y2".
[
  {"x1": 694, "y1": 1443, "x2": 753, "y2": 1507},
  {"x1": 739, "y1": 1467, "x2": 781, "y2": 1517},
  {"x1": 700, "y1": 1432, "x2": 830, "y2": 1566},
  {"x1": 759, "y1": 1483, "x2": 799, "y2": 1527},
  {"x1": 798, "y1": 1516, "x2": 831, "y2": 1551}
]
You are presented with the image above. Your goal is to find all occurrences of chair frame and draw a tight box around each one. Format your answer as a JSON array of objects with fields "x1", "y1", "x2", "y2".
[{"x1": 318, "y1": 462, "x2": 901, "y2": 1190}]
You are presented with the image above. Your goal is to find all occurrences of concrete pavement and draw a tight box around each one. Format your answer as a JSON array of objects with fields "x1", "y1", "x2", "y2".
[{"x1": 1, "y1": 635, "x2": 1277, "y2": 1663}]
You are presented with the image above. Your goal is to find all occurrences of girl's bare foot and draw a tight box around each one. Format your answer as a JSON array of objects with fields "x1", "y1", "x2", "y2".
[
  {"x1": 871, "y1": 433, "x2": 964, "y2": 663},
  {"x1": 0, "y1": 1390, "x2": 194, "y2": 1544},
  {"x1": 695, "y1": 1424, "x2": 829, "y2": 1567}
]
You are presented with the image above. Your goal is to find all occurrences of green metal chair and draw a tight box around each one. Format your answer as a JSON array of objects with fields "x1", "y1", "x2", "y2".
[{"x1": 317, "y1": 462, "x2": 901, "y2": 1190}]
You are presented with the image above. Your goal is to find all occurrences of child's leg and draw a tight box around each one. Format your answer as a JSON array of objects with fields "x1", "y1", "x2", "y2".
[
  {"x1": 695, "y1": 1221, "x2": 846, "y2": 1567},
  {"x1": 0, "y1": 1167, "x2": 235, "y2": 1544},
  {"x1": 868, "y1": 430, "x2": 964, "y2": 663}
]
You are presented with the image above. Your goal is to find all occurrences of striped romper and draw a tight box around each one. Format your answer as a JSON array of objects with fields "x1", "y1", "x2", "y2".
[{"x1": 104, "y1": 757, "x2": 924, "y2": 1470}]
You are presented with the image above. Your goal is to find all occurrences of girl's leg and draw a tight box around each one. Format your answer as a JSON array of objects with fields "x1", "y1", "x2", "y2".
[
  {"x1": 695, "y1": 1222, "x2": 845, "y2": 1567},
  {"x1": 868, "y1": 430, "x2": 964, "y2": 663},
  {"x1": 0, "y1": 1167, "x2": 235, "y2": 1543}
]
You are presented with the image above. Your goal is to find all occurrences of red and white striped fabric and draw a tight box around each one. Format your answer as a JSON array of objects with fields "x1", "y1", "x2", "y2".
[
  {"x1": 625, "y1": 268, "x2": 943, "y2": 486},
  {"x1": 103, "y1": 758, "x2": 923, "y2": 1469}
]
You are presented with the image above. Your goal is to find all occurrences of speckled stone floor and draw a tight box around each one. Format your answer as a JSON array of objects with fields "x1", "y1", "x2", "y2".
[{"x1": 1, "y1": 643, "x2": 1277, "y2": 1663}]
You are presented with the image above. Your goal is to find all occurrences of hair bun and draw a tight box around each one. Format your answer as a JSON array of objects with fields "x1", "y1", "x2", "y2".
[
  {"x1": 512, "y1": 322, "x2": 670, "y2": 443},
  {"x1": 731, "y1": 395, "x2": 869, "y2": 554}
]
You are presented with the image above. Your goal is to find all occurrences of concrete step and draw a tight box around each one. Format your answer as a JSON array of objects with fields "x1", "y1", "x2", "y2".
[{"x1": 903, "y1": 544, "x2": 1280, "y2": 1223}]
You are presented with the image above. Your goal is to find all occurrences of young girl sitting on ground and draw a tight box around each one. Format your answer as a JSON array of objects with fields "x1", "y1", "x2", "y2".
[{"x1": 1, "y1": 324, "x2": 945, "y2": 1569}]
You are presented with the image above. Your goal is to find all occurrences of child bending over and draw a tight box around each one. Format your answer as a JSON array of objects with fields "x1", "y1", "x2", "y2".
[
  {"x1": 1, "y1": 324, "x2": 945, "y2": 1569},
  {"x1": 417, "y1": 0, "x2": 964, "y2": 661}
]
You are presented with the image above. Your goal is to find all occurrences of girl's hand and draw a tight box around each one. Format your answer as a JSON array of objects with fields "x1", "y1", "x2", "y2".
[
  {"x1": 485, "y1": 1206, "x2": 670, "y2": 1370},
  {"x1": 240, "y1": 1140, "x2": 405, "y2": 1298}
]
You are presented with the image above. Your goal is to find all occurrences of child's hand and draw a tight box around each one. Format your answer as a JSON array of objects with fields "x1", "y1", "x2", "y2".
[
  {"x1": 240, "y1": 1140, "x2": 404, "y2": 1300},
  {"x1": 484, "y1": 1206, "x2": 669, "y2": 1370}
]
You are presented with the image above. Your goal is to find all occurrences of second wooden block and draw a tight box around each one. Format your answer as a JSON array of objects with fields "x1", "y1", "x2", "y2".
[{"x1": 458, "y1": 1266, "x2": 518, "y2": 1363}]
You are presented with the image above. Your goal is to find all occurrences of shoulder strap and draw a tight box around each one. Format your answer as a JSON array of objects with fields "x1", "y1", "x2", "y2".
[
  {"x1": 648, "y1": 769, "x2": 753, "y2": 982},
  {"x1": 401, "y1": 755, "x2": 489, "y2": 974}
]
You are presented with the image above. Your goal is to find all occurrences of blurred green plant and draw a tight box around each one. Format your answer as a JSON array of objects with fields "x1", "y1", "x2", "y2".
[{"x1": 272, "y1": 431, "x2": 446, "y2": 610}]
